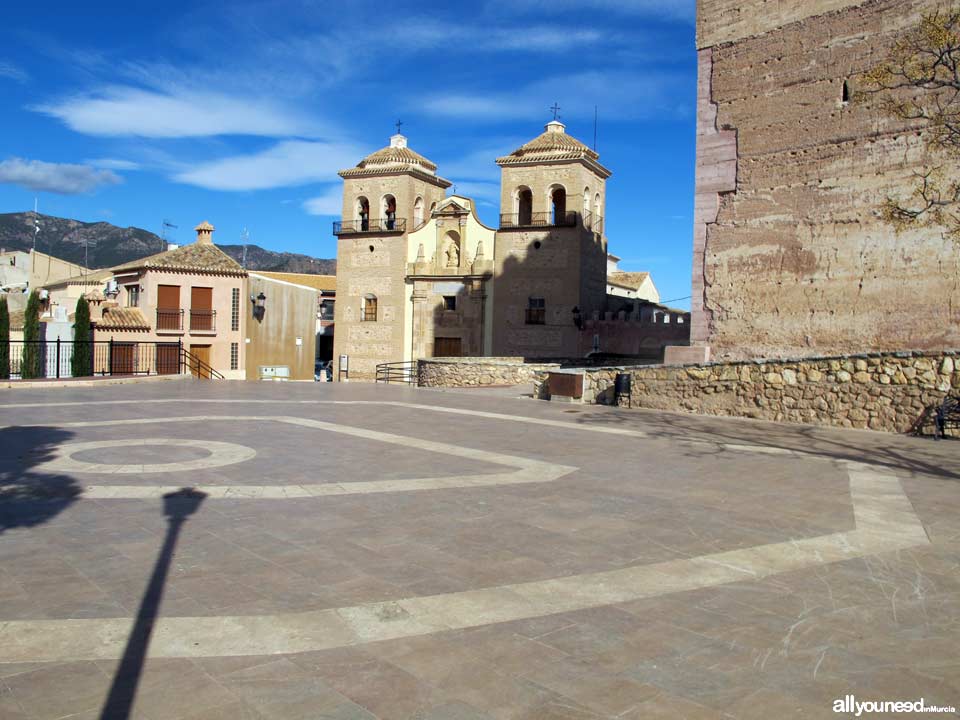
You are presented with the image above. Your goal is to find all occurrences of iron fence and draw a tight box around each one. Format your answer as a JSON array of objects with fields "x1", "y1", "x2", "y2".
[
  {"x1": 3, "y1": 340, "x2": 188, "y2": 380},
  {"x1": 157, "y1": 308, "x2": 184, "y2": 331},
  {"x1": 190, "y1": 309, "x2": 217, "y2": 332},
  {"x1": 375, "y1": 361, "x2": 418, "y2": 384}
]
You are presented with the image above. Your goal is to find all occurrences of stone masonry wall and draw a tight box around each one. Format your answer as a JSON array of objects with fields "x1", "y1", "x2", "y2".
[
  {"x1": 695, "y1": 0, "x2": 960, "y2": 360},
  {"x1": 418, "y1": 358, "x2": 561, "y2": 388},
  {"x1": 578, "y1": 350, "x2": 959, "y2": 434}
]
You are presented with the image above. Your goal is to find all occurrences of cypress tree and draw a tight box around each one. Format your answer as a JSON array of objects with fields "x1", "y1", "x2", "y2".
[
  {"x1": 71, "y1": 296, "x2": 93, "y2": 377},
  {"x1": 0, "y1": 296, "x2": 9, "y2": 379},
  {"x1": 21, "y1": 290, "x2": 42, "y2": 379}
]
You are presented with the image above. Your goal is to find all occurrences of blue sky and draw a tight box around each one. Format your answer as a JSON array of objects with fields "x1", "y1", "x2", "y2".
[{"x1": 0, "y1": 0, "x2": 697, "y2": 308}]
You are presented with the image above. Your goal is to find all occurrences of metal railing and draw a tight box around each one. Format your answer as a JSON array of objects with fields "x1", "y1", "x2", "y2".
[
  {"x1": 333, "y1": 217, "x2": 407, "y2": 235},
  {"x1": 157, "y1": 308, "x2": 184, "y2": 331},
  {"x1": 583, "y1": 211, "x2": 604, "y2": 235},
  {"x1": 190, "y1": 309, "x2": 217, "y2": 332},
  {"x1": 375, "y1": 360, "x2": 417, "y2": 384},
  {"x1": 1, "y1": 340, "x2": 224, "y2": 380},
  {"x1": 499, "y1": 211, "x2": 578, "y2": 229}
]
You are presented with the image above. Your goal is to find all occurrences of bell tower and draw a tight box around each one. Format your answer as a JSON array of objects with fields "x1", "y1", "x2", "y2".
[
  {"x1": 491, "y1": 118, "x2": 612, "y2": 358},
  {"x1": 332, "y1": 131, "x2": 451, "y2": 380}
]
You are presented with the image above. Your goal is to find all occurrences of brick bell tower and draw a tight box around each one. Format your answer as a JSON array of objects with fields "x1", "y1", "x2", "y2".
[
  {"x1": 332, "y1": 129, "x2": 451, "y2": 380},
  {"x1": 491, "y1": 117, "x2": 611, "y2": 358}
]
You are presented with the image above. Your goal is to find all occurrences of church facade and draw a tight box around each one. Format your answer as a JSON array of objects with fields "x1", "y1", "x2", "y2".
[{"x1": 332, "y1": 120, "x2": 611, "y2": 380}]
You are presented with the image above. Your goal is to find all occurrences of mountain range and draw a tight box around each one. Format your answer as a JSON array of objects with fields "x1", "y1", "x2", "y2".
[{"x1": 0, "y1": 212, "x2": 336, "y2": 275}]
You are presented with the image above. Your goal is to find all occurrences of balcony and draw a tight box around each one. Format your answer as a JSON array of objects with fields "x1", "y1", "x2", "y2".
[
  {"x1": 190, "y1": 309, "x2": 217, "y2": 332},
  {"x1": 499, "y1": 211, "x2": 578, "y2": 229},
  {"x1": 333, "y1": 218, "x2": 407, "y2": 235},
  {"x1": 156, "y1": 308, "x2": 184, "y2": 332},
  {"x1": 525, "y1": 308, "x2": 546, "y2": 325}
]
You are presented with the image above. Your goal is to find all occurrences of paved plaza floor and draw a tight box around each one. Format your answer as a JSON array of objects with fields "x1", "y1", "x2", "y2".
[{"x1": 0, "y1": 379, "x2": 958, "y2": 719}]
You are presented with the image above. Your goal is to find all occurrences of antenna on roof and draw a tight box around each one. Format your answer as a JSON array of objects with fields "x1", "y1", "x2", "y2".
[
  {"x1": 32, "y1": 197, "x2": 39, "y2": 252},
  {"x1": 241, "y1": 228, "x2": 250, "y2": 269},
  {"x1": 593, "y1": 105, "x2": 598, "y2": 152},
  {"x1": 83, "y1": 235, "x2": 97, "y2": 272},
  {"x1": 161, "y1": 219, "x2": 178, "y2": 251}
]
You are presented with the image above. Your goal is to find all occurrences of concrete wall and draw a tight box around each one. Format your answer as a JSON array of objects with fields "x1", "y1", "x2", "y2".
[
  {"x1": 566, "y1": 350, "x2": 960, "y2": 434},
  {"x1": 246, "y1": 274, "x2": 316, "y2": 381},
  {"x1": 693, "y1": 0, "x2": 960, "y2": 360}
]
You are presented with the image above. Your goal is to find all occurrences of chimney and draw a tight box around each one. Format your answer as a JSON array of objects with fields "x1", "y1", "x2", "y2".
[{"x1": 194, "y1": 221, "x2": 215, "y2": 245}]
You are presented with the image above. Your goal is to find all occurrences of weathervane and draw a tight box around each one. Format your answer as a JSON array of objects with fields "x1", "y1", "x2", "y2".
[{"x1": 550, "y1": 103, "x2": 561, "y2": 120}]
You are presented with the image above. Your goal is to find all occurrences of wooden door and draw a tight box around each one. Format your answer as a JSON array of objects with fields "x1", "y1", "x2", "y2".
[
  {"x1": 111, "y1": 343, "x2": 135, "y2": 375},
  {"x1": 191, "y1": 286, "x2": 213, "y2": 331},
  {"x1": 433, "y1": 337, "x2": 462, "y2": 358},
  {"x1": 189, "y1": 344, "x2": 212, "y2": 378},
  {"x1": 157, "y1": 285, "x2": 181, "y2": 330}
]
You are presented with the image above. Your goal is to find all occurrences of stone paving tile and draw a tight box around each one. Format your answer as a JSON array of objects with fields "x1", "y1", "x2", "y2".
[{"x1": 1, "y1": 381, "x2": 959, "y2": 718}]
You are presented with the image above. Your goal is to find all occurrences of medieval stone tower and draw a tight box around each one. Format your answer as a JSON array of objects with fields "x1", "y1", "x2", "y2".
[
  {"x1": 491, "y1": 120, "x2": 611, "y2": 357},
  {"x1": 690, "y1": 0, "x2": 960, "y2": 362},
  {"x1": 332, "y1": 133, "x2": 451, "y2": 379}
]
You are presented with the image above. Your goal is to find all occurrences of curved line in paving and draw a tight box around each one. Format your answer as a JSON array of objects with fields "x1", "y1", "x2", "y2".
[
  {"x1": 0, "y1": 465, "x2": 929, "y2": 662},
  {"x1": 35, "y1": 438, "x2": 257, "y2": 475}
]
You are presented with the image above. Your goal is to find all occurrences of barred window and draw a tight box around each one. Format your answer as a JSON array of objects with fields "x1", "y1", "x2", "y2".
[
  {"x1": 525, "y1": 297, "x2": 545, "y2": 325},
  {"x1": 362, "y1": 294, "x2": 377, "y2": 322},
  {"x1": 230, "y1": 342, "x2": 239, "y2": 370},
  {"x1": 231, "y1": 287, "x2": 240, "y2": 331}
]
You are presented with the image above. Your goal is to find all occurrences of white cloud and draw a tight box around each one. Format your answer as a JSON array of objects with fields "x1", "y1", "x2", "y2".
[
  {"x1": 421, "y1": 71, "x2": 687, "y2": 123},
  {"x1": 302, "y1": 185, "x2": 344, "y2": 216},
  {"x1": 173, "y1": 140, "x2": 367, "y2": 191},
  {"x1": 390, "y1": 20, "x2": 605, "y2": 52},
  {"x1": 0, "y1": 158, "x2": 122, "y2": 194},
  {"x1": 35, "y1": 86, "x2": 324, "y2": 138},
  {"x1": 86, "y1": 158, "x2": 141, "y2": 171},
  {"x1": 0, "y1": 61, "x2": 28, "y2": 83},
  {"x1": 488, "y1": 0, "x2": 694, "y2": 22}
]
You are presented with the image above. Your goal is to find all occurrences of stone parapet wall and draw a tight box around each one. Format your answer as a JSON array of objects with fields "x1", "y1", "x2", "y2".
[
  {"x1": 578, "y1": 350, "x2": 959, "y2": 434},
  {"x1": 418, "y1": 358, "x2": 561, "y2": 388}
]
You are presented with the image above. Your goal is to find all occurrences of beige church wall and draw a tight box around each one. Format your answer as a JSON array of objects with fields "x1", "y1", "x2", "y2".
[
  {"x1": 406, "y1": 198, "x2": 495, "y2": 266},
  {"x1": 28, "y1": 251, "x2": 89, "y2": 289},
  {"x1": 694, "y1": 0, "x2": 960, "y2": 361}
]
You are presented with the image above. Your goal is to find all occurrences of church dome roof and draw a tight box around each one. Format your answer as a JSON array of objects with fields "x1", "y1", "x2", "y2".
[
  {"x1": 339, "y1": 133, "x2": 451, "y2": 188},
  {"x1": 497, "y1": 120, "x2": 611, "y2": 177}
]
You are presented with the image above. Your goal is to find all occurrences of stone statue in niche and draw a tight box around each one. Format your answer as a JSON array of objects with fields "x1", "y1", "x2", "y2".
[{"x1": 445, "y1": 242, "x2": 460, "y2": 267}]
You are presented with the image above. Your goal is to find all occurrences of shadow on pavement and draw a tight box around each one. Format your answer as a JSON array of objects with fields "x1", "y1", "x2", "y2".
[
  {"x1": 100, "y1": 487, "x2": 207, "y2": 720},
  {"x1": 0, "y1": 426, "x2": 82, "y2": 534}
]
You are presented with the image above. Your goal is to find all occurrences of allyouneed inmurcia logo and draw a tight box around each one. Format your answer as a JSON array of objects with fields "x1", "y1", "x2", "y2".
[{"x1": 833, "y1": 696, "x2": 957, "y2": 716}]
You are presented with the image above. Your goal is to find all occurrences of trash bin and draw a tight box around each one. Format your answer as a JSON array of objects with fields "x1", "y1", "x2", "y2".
[{"x1": 614, "y1": 372, "x2": 631, "y2": 405}]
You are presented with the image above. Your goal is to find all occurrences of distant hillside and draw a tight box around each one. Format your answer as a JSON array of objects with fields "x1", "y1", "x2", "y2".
[{"x1": 0, "y1": 212, "x2": 336, "y2": 275}]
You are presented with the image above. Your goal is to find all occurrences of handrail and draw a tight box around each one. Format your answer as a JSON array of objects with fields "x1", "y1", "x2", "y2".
[
  {"x1": 180, "y1": 347, "x2": 224, "y2": 380},
  {"x1": 333, "y1": 218, "x2": 408, "y2": 235},
  {"x1": 189, "y1": 309, "x2": 217, "y2": 332},
  {"x1": 375, "y1": 360, "x2": 417, "y2": 384},
  {"x1": 499, "y1": 211, "x2": 578, "y2": 229}
]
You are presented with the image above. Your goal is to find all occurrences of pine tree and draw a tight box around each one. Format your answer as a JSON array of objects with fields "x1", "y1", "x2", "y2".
[
  {"x1": 71, "y1": 296, "x2": 92, "y2": 377},
  {"x1": 0, "y1": 296, "x2": 9, "y2": 380},
  {"x1": 20, "y1": 290, "x2": 42, "y2": 379}
]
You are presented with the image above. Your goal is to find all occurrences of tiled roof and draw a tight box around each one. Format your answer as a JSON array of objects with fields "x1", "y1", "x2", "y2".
[
  {"x1": 41, "y1": 269, "x2": 112, "y2": 289},
  {"x1": 609, "y1": 271, "x2": 651, "y2": 290},
  {"x1": 339, "y1": 135, "x2": 452, "y2": 188},
  {"x1": 497, "y1": 121, "x2": 611, "y2": 178},
  {"x1": 111, "y1": 243, "x2": 245, "y2": 276},
  {"x1": 96, "y1": 307, "x2": 150, "y2": 331},
  {"x1": 253, "y1": 271, "x2": 336, "y2": 292}
]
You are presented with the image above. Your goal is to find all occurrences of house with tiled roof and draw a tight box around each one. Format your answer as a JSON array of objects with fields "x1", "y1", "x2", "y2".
[{"x1": 41, "y1": 222, "x2": 248, "y2": 378}]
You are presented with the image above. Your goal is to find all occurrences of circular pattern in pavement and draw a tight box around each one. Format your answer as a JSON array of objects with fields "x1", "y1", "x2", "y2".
[{"x1": 36, "y1": 438, "x2": 257, "y2": 474}]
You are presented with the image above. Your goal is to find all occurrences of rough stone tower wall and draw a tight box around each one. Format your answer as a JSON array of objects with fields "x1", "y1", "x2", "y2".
[{"x1": 695, "y1": 0, "x2": 960, "y2": 361}]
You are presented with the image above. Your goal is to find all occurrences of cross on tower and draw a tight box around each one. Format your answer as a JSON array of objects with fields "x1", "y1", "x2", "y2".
[
  {"x1": 550, "y1": 103, "x2": 561, "y2": 120},
  {"x1": 395, "y1": 119, "x2": 404, "y2": 134}
]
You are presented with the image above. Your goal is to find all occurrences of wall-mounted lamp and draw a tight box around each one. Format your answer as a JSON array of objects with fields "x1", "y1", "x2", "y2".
[
  {"x1": 251, "y1": 291, "x2": 266, "y2": 322},
  {"x1": 572, "y1": 306, "x2": 582, "y2": 330}
]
